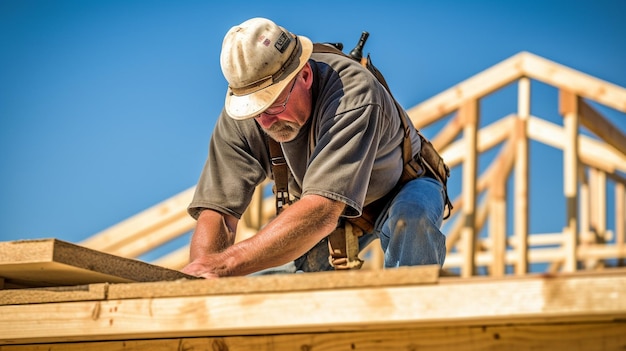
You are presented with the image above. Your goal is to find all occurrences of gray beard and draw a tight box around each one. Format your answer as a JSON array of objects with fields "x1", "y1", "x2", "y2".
[{"x1": 265, "y1": 121, "x2": 300, "y2": 142}]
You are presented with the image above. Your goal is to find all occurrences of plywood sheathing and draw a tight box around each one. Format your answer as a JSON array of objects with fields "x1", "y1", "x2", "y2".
[
  {"x1": 2, "y1": 322, "x2": 626, "y2": 351},
  {"x1": 1, "y1": 267, "x2": 625, "y2": 345},
  {"x1": 0, "y1": 264, "x2": 440, "y2": 305},
  {"x1": 0, "y1": 239, "x2": 195, "y2": 289},
  {"x1": 0, "y1": 284, "x2": 107, "y2": 305}
]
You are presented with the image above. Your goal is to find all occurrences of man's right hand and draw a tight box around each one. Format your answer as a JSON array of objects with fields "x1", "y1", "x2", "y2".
[{"x1": 181, "y1": 256, "x2": 222, "y2": 279}]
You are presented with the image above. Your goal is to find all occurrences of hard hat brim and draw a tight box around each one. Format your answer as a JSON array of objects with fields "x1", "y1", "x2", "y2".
[{"x1": 224, "y1": 35, "x2": 313, "y2": 120}]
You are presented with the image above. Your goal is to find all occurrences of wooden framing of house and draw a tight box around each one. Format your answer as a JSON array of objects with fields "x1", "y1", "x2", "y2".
[{"x1": 1, "y1": 51, "x2": 625, "y2": 349}]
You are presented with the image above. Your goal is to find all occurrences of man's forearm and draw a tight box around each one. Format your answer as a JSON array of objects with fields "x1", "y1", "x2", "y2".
[
  {"x1": 217, "y1": 194, "x2": 344, "y2": 276},
  {"x1": 189, "y1": 209, "x2": 237, "y2": 262}
]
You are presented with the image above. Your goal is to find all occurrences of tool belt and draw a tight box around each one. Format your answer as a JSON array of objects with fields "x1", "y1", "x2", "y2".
[
  {"x1": 329, "y1": 132, "x2": 451, "y2": 270},
  {"x1": 348, "y1": 133, "x2": 451, "y2": 236}
]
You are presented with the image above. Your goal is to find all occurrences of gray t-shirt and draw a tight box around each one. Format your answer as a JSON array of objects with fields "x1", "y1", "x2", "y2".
[{"x1": 188, "y1": 51, "x2": 421, "y2": 220}]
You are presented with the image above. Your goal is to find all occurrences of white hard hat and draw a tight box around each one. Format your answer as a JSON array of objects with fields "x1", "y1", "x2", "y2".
[{"x1": 220, "y1": 17, "x2": 313, "y2": 120}]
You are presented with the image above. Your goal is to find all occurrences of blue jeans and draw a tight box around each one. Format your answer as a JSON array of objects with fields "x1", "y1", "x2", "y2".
[
  {"x1": 364, "y1": 176, "x2": 447, "y2": 267},
  {"x1": 291, "y1": 176, "x2": 447, "y2": 272}
]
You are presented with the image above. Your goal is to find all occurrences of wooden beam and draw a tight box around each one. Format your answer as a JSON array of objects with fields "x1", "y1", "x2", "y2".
[
  {"x1": 407, "y1": 52, "x2": 525, "y2": 129},
  {"x1": 617, "y1": 183, "x2": 626, "y2": 266},
  {"x1": 441, "y1": 115, "x2": 514, "y2": 168},
  {"x1": 514, "y1": 78, "x2": 530, "y2": 275},
  {"x1": 106, "y1": 265, "x2": 440, "y2": 300},
  {"x1": 444, "y1": 245, "x2": 626, "y2": 268},
  {"x1": 0, "y1": 284, "x2": 107, "y2": 306},
  {"x1": 480, "y1": 231, "x2": 614, "y2": 253},
  {"x1": 1, "y1": 269, "x2": 624, "y2": 345},
  {"x1": 521, "y1": 51, "x2": 626, "y2": 114},
  {"x1": 2, "y1": 322, "x2": 625, "y2": 351},
  {"x1": 489, "y1": 190, "x2": 507, "y2": 277},
  {"x1": 560, "y1": 90, "x2": 581, "y2": 272},
  {"x1": 79, "y1": 187, "x2": 196, "y2": 257},
  {"x1": 150, "y1": 244, "x2": 189, "y2": 270},
  {"x1": 112, "y1": 213, "x2": 195, "y2": 258},
  {"x1": 579, "y1": 99, "x2": 626, "y2": 155},
  {"x1": 407, "y1": 51, "x2": 626, "y2": 134},
  {"x1": 445, "y1": 139, "x2": 515, "y2": 253},
  {"x1": 590, "y1": 169, "x2": 607, "y2": 241},
  {"x1": 459, "y1": 99, "x2": 479, "y2": 277},
  {"x1": 430, "y1": 112, "x2": 462, "y2": 151},
  {"x1": 527, "y1": 116, "x2": 626, "y2": 174},
  {"x1": 0, "y1": 239, "x2": 194, "y2": 288},
  {"x1": 488, "y1": 138, "x2": 517, "y2": 277}
]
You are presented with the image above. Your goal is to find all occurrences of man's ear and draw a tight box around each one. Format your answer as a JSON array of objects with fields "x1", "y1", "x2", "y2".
[{"x1": 301, "y1": 62, "x2": 313, "y2": 89}]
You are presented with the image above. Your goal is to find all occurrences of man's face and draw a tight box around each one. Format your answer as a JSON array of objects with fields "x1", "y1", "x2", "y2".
[{"x1": 254, "y1": 71, "x2": 310, "y2": 142}]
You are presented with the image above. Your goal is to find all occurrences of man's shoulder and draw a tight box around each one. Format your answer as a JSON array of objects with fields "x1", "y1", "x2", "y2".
[{"x1": 311, "y1": 49, "x2": 361, "y2": 69}]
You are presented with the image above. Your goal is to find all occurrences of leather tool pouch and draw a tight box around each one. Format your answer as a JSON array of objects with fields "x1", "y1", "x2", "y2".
[
  {"x1": 418, "y1": 133, "x2": 450, "y2": 187},
  {"x1": 417, "y1": 133, "x2": 453, "y2": 219},
  {"x1": 347, "y1": 133, "x2": 453, "y2": 235},
  {"x1": 327, "y1": 221, "x2": 364, "y2": 269}
]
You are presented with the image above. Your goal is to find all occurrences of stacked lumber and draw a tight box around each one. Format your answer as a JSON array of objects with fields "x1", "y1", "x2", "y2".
[
  {"x1": 1, "y1": 238, "x2": 625, "y2": 350},
  {"x1": 0, "y1": 238, "x2": 194, "y2": 289}
]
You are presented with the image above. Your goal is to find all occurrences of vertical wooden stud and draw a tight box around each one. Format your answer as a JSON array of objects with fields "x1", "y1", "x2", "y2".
[
  {"x1": 560, "y1": 89, "x2": 580, "y2": 273},
  {"x1": 459, "y1": 99, "x2": 479, "y2": 277},
  {"x1": 616, "y1": 183, "x2": 625, "y2": 267},
  {"x1": 514, "y1": 78, "x2": 530, "y2": 275}
]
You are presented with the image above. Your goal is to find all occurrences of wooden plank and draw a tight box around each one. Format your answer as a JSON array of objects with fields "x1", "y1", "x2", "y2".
[
  {"x1": 444, "y1": 244, "x2": 626, "y2": 268},
  {"x1": 522, "y1": 51, "x2": 626, "y2": 114},
  {"x1": 150, "y1": 244, "x2": 189, "y2": 270},
  {"x1": 0, "y1": 265, "x2": 438, "y2": 305},
  {"x1": 79, "y1": 187, "x2": 196, "y2": 257},
  {"x1": 617, "y1": 183, "x2": 625, "y2": 267},
  {"x1": 590, "y1": 169, "x2": 607, "y2": 240},
  {"x1": 459, "y1": 100, "x2": 479, "y2": 277},
  {"x1": 579, "y1": 99, "x2": 626, "y2": 155},
  {"x1": 527, "y1": 116, "x2": 626, "y2": 173},
  {"x1": 107, "y1": 265, "x2": 440, "y2": 300},
  {"x1": 430, "y1": 112, "x2": 462, "y2": 151},
  {"x1": 488, "y1": 135, "x2": 516, "y2": 276},
  {"x1": 441, "y1": 114, "x2": 514, "y2": 168},
  {"x1": 0, "y1": 284, "x2": 107, "y2": 305},
  {"x1": 2, "y1": 322, "x2": 625, "y2": 351},
  {"x1": 110, "y1": 213, "x2": 195, "y2": 259},
  {"x1": 0, "y1": 266, "x2": 438, "y2": 305},
  {"x1": 514, "y1": 79, "x2": 530, "y2": 276},
  {"x1": 1, "y1": 270, "x2": 624, "y2": 345},
  {"x1": 0, "y1": 239, "x2": 195, "y2": 288},
  {"x1": 407, "y1": 52, "x2": 525, "y2": 129},
  {"x1": 489, "y1": 193, "x2": 507, "y2": 277},
  {"x1": 561, "y1": 90, "x2": 580, "y2": 273},
  {"x1": 407, "y1": 51, "x2": 626, "y2": 132}
]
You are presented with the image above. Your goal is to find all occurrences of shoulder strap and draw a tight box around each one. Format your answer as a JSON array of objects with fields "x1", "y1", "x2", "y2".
[
  {"x1": 312, "y1": 43, "x2": 413, "y2": 168},
  {"x1": 267, "y1": 136, "x2": 291, "y2": 214}
]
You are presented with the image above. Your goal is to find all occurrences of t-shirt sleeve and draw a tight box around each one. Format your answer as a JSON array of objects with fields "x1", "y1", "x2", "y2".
[
  {"x1": 188, "y1": 109, "x2": 271, "y2": 220},
  {"x1": 295, "y1": 56, "x2": 405, "y2": 218},
  {"x1": 303, "y1": 103, "x2": 386, "y2": 217}
]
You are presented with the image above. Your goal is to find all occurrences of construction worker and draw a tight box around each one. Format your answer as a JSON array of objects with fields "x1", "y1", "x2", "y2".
[{"x1": 182, "y1": 17, "x2": 448, "y2": 278}]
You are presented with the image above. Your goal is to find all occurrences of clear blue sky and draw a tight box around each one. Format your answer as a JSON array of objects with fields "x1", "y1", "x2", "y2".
[{"x1": 1, "y1": 1, "x2": 625, "y2": 264}]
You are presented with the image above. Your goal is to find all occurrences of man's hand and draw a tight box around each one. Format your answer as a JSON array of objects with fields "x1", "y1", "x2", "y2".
[
  {"x1": 181, "y1": 256, "x2": 223, "y2": 279},
  {"x1": 182, "y1": 195, "x2": 345, "y2": 277}
]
